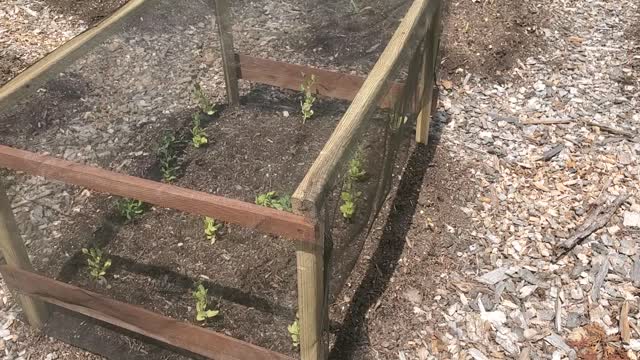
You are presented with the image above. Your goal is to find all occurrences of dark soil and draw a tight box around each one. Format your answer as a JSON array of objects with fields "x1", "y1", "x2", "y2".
[
  {"x1": 440, "y1": 0, "x2": 545, "y2": 80},
  {"x1": 327, "y1": 118, "x2": 478, "y2": 359},
  {"x1": 25, "y1": 90, "x2": 352, "y2": 357},
  {"x1": 279, "y1": 0, "x2": 545, "y2": 81}
]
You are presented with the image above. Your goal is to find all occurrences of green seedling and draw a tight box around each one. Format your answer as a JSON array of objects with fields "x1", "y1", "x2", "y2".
[
  {"x1": 287, "y1": 318, "x2": 300, "y2": 347},
  {"x1": 117, "y1": 198, "x2": 144, "y2": 221},
  {"x1": 203, "y1": 217, "x2": 222, "y2": 244},
  {"x1": 82, "y1": 247, "x2": 112, "y2": 282},
  {"x1": 158, "y1": 133, "x2": 180, "y2": 183},
  {"x1": 191, "y1": 113, "x2": 208, "y2": 148},
  {"x1": 300, "y1": 74, "x2": 316, "y2": 123},
  {"x1": 340, "y1": 150, "x2": 366, "y2": 220},
  {"x1": 347, "y1": 151, "x2": 366, "y2": 181},
  {"x1": 340, "y1": 190, "x2": 361, "y2": 220},
  {"x1": 255, "y1": 191, "x2": 292, "y2": 212},
  {"x1": 193, "y1": 83, "x2": 217, "y2": 115},
  {"x1": 192, "y1": 283, "x2": 219, "y2": 322}
]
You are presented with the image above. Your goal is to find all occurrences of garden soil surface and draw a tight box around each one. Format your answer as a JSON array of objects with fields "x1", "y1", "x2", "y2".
[{"x1": 2, "y1": 0, "x2": 546, "y2": 359}]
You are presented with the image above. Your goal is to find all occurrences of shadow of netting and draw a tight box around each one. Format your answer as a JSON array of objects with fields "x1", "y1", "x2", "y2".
[{"x1": 323, "y1": 32, "x2": 430, "y2": 306}]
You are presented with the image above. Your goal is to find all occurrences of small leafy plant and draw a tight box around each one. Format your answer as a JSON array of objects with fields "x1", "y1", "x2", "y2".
[
  {"x1": 203, "y1": 217, "x2": 222, "y2": 244},
  {"x1": 192, "y1": 283, "x2": 219, "y2": 322},
  {"x1": 287, "y1": 318, "x2": 300, "y2": 347},
  {"x1": 255, "y1": 191, "x2": 292, "y2": 212},
  {"x1": 158, "y1": 133, "x2": 180, "y2": 183},
  {"x1": 347, "y1": 152, "x2": 367, "y2": 181},
  {"x1": 82, "y1": 247, "x2": 112, "y2": 282},
  {"x1": 193, "y1": 83, "x2": 216, "y2": 115},
  {"x1": 340, "y1": 190, "x2": 361, "y2": 220},
  {"x1": 117, "y1": 198, "x2": 144, "y2": 221},
  {"x1": 300, "y1": 74, "x2": 316, "y2": 123},
  {"x1": 191, "y1": 113, "x2": 208, "y2": 148},
  {"x1": 340, "y1": 150, "x2": 366, "y2": 220}
]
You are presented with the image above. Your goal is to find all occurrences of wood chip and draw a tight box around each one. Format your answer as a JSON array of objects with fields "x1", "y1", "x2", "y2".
[
  {"x1": 584, "y1": 120, "x2": 637, "y2": 139},
  {"x1": 590, "y1": 256, "x2": 609, "y2": 302},
  {"x1": 522, "y1": 119, "x2": 574, "y2": 125},
  {"x1": 632, "y1": 255, "x2": 640, "y2": 287},
  {"x1": 620, "y1": 301, "x2": 630, "y2": 343},
  {"x1": 477, "y1": 267, "x2": 510, "y2": 285},
  {"x1": 557, "y1": 193, "x2": 630, "y2": 252},
  {"x1": 538, "y1": 144, "x2": 564, "y2": 161},
  {"x1": 469, "y1": 348, "x2": 490, "y2": 360},
  {"x1": 545, "y1": 333, "x2": 573, "y2": 354}
]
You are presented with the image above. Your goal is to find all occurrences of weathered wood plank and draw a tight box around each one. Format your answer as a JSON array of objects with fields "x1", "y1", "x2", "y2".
[
  {"x1": 0, "y1": 185, "x2": 49, "y2": 328},
  {"x1": 0, "y1": 145, "x2": 316, "y2": 243},
  {"x1": 212, "y1": 0, "x2": 240, "y2": 106},
  {"x1": 294, "y1": 215, "x2": 326, "y2": 360},
  {"x1": 293, "y1": 0, "x2": 440, "y2": 213},
  {"x1": 0, "y1": 0, "x2": 149, "y2": 108},
  {"x1": 1, "y1": 266, "x2": 292, "y2": 360},
  {"x1": 416, "y1": 6, "x2": 441, "y2": 144},
  {"x1": 237, "y1": 55, "x2": 403, "y2": 108}
]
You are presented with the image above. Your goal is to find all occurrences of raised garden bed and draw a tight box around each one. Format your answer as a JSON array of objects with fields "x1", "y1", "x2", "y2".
[{"x1": 0, "y1": 0, "x2": 442, "y2": 359}]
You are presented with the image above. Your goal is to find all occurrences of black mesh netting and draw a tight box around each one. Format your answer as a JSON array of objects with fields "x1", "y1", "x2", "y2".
[{"x1": 322, "y1": 32, "x2": 434, "y2": 302}]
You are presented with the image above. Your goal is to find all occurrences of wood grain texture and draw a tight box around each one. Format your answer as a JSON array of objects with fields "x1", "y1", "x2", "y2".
[
  {"x1": 1, "y1": 266, "x2": 292, "y2": 360},
  {"x1": 212, "y1": 0, "x2": 240, "y2": 106},
  {"x1": 293, "y1": 0, "x2": 440, "y2": 213},
  {"x1": 416, "y1": 5, "x2": 442, "y2": 144},
  {"x1": 294, "y1": 218, "x2": 326, "y2": 360},
  {"x1": 0, "y1": 186, "x2": 49, "y2": 328},
  {"x1": 0, "y1": 0, "x2": 149, "y2": 108},
  {"x1": 0, "y1": 145, "x2": 316, "y2": 243},
  {"x1": 237, "y1": 55, "x2": 403, "y2": 108}
]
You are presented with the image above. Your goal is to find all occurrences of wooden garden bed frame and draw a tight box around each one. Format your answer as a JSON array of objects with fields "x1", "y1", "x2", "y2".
[{"x1": 0, "y1": 0, "x2": 442, "y2": 359}]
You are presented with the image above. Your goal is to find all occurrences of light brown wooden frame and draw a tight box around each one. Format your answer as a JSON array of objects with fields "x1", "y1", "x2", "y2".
[{"x1": 0, "y1": 0, "x2": 442, "y2": 359}]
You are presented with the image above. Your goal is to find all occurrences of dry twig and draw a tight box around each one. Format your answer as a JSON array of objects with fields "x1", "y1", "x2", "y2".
[{"x1": 556, "y1": 193, "x2": 629, "y2": 255}]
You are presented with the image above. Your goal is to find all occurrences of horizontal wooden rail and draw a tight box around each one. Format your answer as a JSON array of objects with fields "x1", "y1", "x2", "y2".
[
  {"x1": 0, "y1": 266, "x2": 292, "y2": 360},
  {"x1": 0, "y1": 0, "x2": 150, "y2": 108},
  {"x1": 0, "y1": 145, "x2": 315, "y2": 243},
  {"x1": 293, "y1": 0, "x2": 440, "y2": 213},
  {"x1": 237, "y1": 55, "x2": 403, "y2": 109}
]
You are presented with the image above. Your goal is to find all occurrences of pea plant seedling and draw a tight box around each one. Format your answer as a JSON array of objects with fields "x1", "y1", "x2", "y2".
[
  {"x1": 192, "y1": 283, "x2": 219, "y2": 322},
  {"x1": 117, "y1": 198, "x2": 144, "y2": 221},
  {"x1": 340, "y1": 149, "x2": 367, "y2": 220},
  {"x1": 82, "y1": 247, "x2": 112, "y2": 283},
  {"x1": 203, "y1": 217, "x2": 222, "y2": 244},
  {"x1": 193, "y1": 83, "x2": 217, "y2": 116},
  {"x1": 300, "y1": 74, "x2": 316, "y2": 123},
  {"x1": 191, "y1": 113, "x2": 208, "y2": 148},
  {"x1": 255, "y1": 191, "x2": 292, "y2": 212},
  {"x1": 287, "y1": 316, "x2": 300, "y2": 348},
  {"x1": 157, "y1": 133, "x2": 181, "y2": 183}
]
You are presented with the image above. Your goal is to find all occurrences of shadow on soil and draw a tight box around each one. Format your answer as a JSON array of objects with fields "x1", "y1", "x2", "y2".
[
  {"x1": 329, "y1": 114, "x2": 445, "y2": 359},
  {"x1": 107, "y1": 255, "x2": 292, "y2": 317}
]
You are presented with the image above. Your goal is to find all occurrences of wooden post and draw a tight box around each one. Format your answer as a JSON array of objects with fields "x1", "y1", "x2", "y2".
[
  {"x1": 212, "y1": 0, "x2": 240, "y2": 106},
  {"x1": 415, "y1": 6, "x2": 441, "y2": 144},
  {"x1": 293, "y1": 201, "x2": 326, "y2": 360},
  {"x1": 0, "y1": 183, "x2": 49, "y2": 328}
]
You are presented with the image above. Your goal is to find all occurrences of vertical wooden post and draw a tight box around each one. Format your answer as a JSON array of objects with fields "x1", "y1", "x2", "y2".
[
  {"x1": 415, "y1": 8, "x2": 441, "y2": 144},
  {"x1": 212, "y1": 0, "x2": 240, "y2": 106},
  {"x1": 0, "y1": 183, "x2": 49, "y2": 328},
  {"x1": 294, "y1": 202, "x2": 326, "y2": 360}
]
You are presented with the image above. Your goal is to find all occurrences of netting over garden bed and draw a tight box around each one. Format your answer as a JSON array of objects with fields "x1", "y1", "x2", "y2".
[{"x1": 0, "y1": 0, "x2": 441, "y2": 358}]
